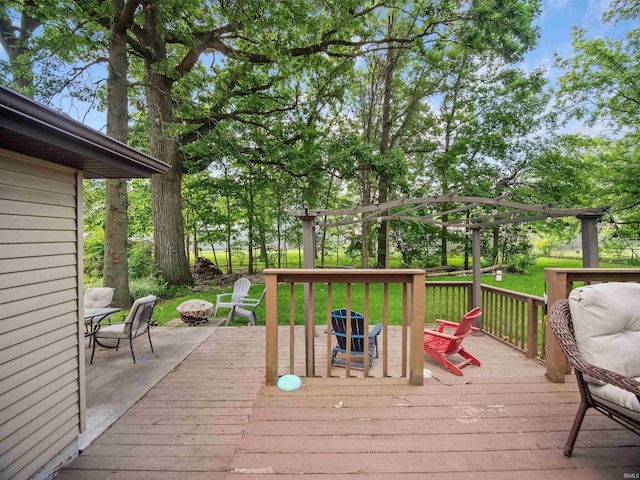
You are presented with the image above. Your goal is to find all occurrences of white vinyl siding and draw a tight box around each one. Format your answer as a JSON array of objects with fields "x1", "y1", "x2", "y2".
[{"x1": 0, "y1": 149, "x2": 81, "y2": 480}]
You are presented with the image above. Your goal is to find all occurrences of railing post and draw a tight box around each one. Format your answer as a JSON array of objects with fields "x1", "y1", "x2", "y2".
[
  {"x1": 265, "y1": 273, "x2": 279, "y2": 386},
  {"x1": 526, "y1": 297, "x2": 537, "y2": 358},
  {"x1": 410, "y1": 272, "x2": 425, "y2": 385},
  {"x1": 471, "y1": 228, "x2": 482, "y2": 329},
  {"x1": 544, "y1": 270, "x2": 570, "y2": 383},
  {"x1": 577, "y1": 214, "x2": 600, "y2": 268}
]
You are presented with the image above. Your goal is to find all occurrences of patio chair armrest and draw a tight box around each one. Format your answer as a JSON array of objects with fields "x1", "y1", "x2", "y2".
[
  {"x1": 550, "y1": 299, "x2": 640, "y2": 396},
  {"x1": 423, "y1": 328, "x2": 458, "y2": 341},
  {"x1": 333, "y1": 332, "x2": 366, "y2": 339},
  {"x1": 369, "y1": 323, "x2": 383, "y2": 338},
  {"x1": 435, "y1": 319, "x2": 461, "y2": 328},
  {"x1": 435, "y1": 319, "x2": 480, "y2": 332},
  {"x1": 100, "y1": 320, "x2": 130, "y2": 326},
  {"x1": 237, "y1": 298, "x2": 260, "y2": 307}
]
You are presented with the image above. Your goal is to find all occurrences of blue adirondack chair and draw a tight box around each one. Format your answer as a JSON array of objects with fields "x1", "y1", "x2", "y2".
[{"x1": 331, "y1": 309, "x2": 383, "y2": 369}]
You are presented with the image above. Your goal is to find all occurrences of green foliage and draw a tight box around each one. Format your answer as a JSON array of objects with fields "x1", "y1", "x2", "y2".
[
  {"x1": 128, "y1": 241, "x2": 156, "y2": 279},
  {"x1": 506, "y1": 249, "x2": 538, "y2": 273},
  {"x1": 84, "y1": 231, "x2": 105, "y2": 279},
  {"x1": 129, "y1": 276, "x2": 190, "y2": 301}
]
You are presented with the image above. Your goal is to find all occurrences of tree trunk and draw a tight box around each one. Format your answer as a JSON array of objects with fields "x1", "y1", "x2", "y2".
[
  {"x1": 247, "y1": 174, "x2": 255, "y2": 274},
  {"x1": 276, "y1": 185, "x2": 282, "y2": 268},
  {"x1": 0, "y1": 0, "x2": 40, "y2": 92},
  {"x1": 438, "y1": 61, "x2": 465, "y2": 267},
  {"x1": 144, "y1": 1, "x2": 192, "y2": 284},
  {"x1": 225, "y1": 193, "x2": 233, "y2": 274},
  {"x1": 193, "y1": 224, "x2": 198, "y2": 258},
  {"x1": 103, "y1": 0, "x2": 133, "y2": 308},
  {"x1": 376, "y1": 17, "x2": 396, "y2": 269},
  {"x1": 492, "y1": 225, "x2": 500, "y2": 264},
  {"x1": 464, "y1": 212, "x2": 471, "y2": 270},
  {"x1": 440, "y1": 216, "x2": 448, "y2": 266},
  {"x1": 257, "y1": 219, "x2": 269, "y2": 269},
  {"x1": 104, "y1": 180, "x2": 131, "y2": 306},
  {"x1": 361, "y1": 174, "x2": 371, "y2": 268}
]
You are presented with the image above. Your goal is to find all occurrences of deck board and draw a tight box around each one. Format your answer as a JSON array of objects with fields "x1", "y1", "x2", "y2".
[{"x1": 59, "y1": 326, "x2": 640, "y2": 479}]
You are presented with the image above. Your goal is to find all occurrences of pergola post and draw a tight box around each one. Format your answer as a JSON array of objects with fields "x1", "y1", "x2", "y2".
[
  {"x1": 577, "y1": 214, "x2": 601, "y2": 268},
  {"x1": 301, "y1": 214, "x2": 316, "y2": 377},
  {"x1": 471, "y1": 228, "x2": 482, "y2": 329}
]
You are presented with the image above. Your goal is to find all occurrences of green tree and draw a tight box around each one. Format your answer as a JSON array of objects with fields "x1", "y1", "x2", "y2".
[{"x1": 555, "y1": 2, "x2": 640, "y2": 228}]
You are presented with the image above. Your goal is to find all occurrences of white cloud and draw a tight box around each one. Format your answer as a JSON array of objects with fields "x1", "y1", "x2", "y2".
[
  {"x1": 547, "y1": 0, "x2": 572, "y2": 12},
  {"x1": 560, "y1": 117, "x2": 621, "y2": 138}
]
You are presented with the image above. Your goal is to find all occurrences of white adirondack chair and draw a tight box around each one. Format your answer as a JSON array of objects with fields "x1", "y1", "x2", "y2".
[
  {"x1": 226, "y1": 288, "x2": 266, "y2": 326},
  {"x1": 214, "y1": 278, "x2": 251, "y2": 317}
]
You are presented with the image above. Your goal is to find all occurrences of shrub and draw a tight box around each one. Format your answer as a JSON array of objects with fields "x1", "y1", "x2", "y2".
[
  {"x1": 627, "y1": 256, "x2": 640, "y2": 267},
  {"x1": 507, "y1": 250, "x2": 538, "y2": 273},
  {"x1": 129, "y1": 276, "x2": 190, "y2": 300},
  {"x1": 84, "y1": 231, "x2": 105, "y2": 279},
  {"x1": 128, "y1": 240, "x2": 155, "y2": 279}
]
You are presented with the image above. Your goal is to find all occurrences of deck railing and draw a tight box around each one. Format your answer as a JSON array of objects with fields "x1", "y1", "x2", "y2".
[
  {"x1": 264, "y1": 269, "x2": 426, "y2": 386},
  {"x1": 544, "y1": 268, "x2": 640, "y2": 382},
  {"x1": 425, "y1": 282, "x2": 546, "y2": 359},
  {"x1": 265, "y1": 268, "x2": 640, "y2": 386},
  {"x1": 481, "y1": 285, "x2": 546, "y2": 359},
  {"x1": 425, "y1": 281, "x2": 473, "y2": 323}
]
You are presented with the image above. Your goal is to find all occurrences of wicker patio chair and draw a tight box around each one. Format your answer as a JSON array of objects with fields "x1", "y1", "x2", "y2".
[{"x1": 549, "y1": 282, "x2": 640, "y2": 457}]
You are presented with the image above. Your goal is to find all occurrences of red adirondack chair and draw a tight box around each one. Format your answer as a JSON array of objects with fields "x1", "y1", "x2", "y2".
[{"x1": 423, "y1": 307, "x2": 482, "y2": 376}]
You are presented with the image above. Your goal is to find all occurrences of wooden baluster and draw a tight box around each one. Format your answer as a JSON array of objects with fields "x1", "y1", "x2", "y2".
[
  {"x1": 363, "y1": 283, "x2": 370, "y2": 377},
  {"x1": 326, "y1": 283, "x2": 333, "y2": 377},
  {"x1": 383, "y1": 283, "x2": 389, "y2": 378},
  {"x1": 402, "y1": 282, "x2": 408, "y2": 378},
  {"x1": 290, "y1": 282, "x2": 295, "y2": 374},
  {"x1": 345, "y1": 283, "x2": 351, "y2": 378}
]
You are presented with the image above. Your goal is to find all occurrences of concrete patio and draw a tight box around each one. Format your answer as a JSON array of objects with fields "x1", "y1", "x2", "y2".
[{"x1": 79, "y1": 324, "x2": 217, "y2": 450}]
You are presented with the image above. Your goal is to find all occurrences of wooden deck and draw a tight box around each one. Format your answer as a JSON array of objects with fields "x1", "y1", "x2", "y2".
[{"x1": 59, "y1": 326, "x2": 640, "y2": 479}]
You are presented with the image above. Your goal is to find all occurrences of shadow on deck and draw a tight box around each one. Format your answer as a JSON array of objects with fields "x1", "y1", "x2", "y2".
[{"x1": 59, "y1": 326, "x2": 640, "y2": 479}]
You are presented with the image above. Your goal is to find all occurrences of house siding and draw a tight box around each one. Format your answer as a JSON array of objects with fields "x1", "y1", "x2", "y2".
[{"x1": 0, "y1": 148, "x2": 81, "y2": 480}]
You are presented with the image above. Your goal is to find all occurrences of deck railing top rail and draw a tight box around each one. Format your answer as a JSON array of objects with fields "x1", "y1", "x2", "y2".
[
  {"x1": 481, "y1": 284, "x2": 545, "y2": 304},
  {"x1": 263, "y1": 268, "x2": 425, "y2": 284},
  {"x1": 544, "y1": 268, "x2": 640, "y2": 282}
]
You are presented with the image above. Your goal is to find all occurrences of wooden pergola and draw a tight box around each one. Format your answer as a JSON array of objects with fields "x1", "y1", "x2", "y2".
[{"x1": 288, "y1": 195, "x2": 608, "y2": 372}]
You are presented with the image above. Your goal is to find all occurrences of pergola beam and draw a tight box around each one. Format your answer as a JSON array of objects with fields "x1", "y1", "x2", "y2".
[
  {"x1": 288, "y1": 195, "x2": 607, "y2": 219},
  {"x1": 321, "y1": 212, "x2": 577, "y2": 229}
]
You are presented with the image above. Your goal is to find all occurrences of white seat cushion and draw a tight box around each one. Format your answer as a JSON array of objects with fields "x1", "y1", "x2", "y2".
[
  {"x1": 95, "y1": 322, "x2": 148, "y2": 339},
  {"x1": 569, "y1": 282, "x2": 640, "y2": 385},
  {"x1": 588, "y1": 377, "x2": 640, "y2": 422},
  {"x1": 84, "y1": 287, "x2": 115, "y2": 308}
]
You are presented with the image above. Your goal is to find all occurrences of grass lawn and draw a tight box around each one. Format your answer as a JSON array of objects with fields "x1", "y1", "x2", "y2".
[{"x1": 146, "y1": 256, "x2": 631, "y2": 327}]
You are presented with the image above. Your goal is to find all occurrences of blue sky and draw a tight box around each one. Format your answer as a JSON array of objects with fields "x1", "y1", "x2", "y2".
[{"x1": 520, "y1": 0, "x2": 634, "y2": 134}]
